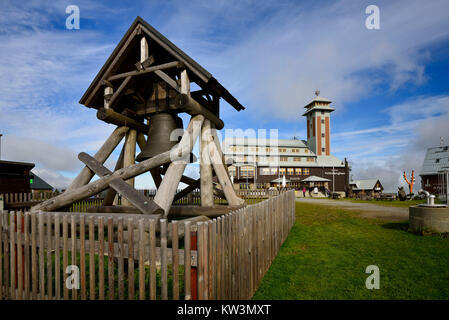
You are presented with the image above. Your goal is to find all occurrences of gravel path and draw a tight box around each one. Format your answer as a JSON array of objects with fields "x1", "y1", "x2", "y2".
[{"x1": 296, "y1": 198, "x2": 409, "y2": 221}]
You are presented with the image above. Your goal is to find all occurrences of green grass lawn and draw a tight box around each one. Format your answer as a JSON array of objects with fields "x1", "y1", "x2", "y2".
[{"x1": 253, "y1": 201, "x2": 449, "y2": 299}]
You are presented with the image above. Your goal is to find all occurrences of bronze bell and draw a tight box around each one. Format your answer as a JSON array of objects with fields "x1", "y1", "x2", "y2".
[{"x1": 136, "y1": 113, "x2": 183, "y2": 162}]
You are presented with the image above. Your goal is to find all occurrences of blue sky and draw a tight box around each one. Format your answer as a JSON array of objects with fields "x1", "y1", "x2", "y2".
[{"x1": 1, "y1": 0, "x2": 449, "y2": 192}]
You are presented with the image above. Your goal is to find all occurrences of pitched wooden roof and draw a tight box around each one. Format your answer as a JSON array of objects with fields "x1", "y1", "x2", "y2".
[{"x1": 80, "y1": 16, "x2": 245, "y2": 112}]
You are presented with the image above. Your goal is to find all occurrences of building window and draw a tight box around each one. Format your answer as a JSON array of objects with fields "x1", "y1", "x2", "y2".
[
  {"x1": 270, "y1": 167, "x2": 278, "y2": 175},
  {"x1": 321, "y1": 133, "x2": 325, "y2": 137},
  {"x1": 240, "y1": 183, "x2": 250, "y2": 190},
  {"x1": 293, "y1": 157, "x2": 301, "y2": 162},
  {"x1": 280, "y1": 157, "x2": 288, "y2": 162},
  {"x1": 321, "y1": 119, "x2": 325, "y2": 124},
  {"x1": 292, "y1": 148, "x2": 300, "y2": 153},
  {"x1": 322, "y1": 148, "x2": 325, "y2": 152},
  {"x1": 307, "y1": 157, "x2": 314, "y2": 162},
  {"x1": 260, "y1": 168, "x2": 270, "y2": 175},
  {"x1": 287, "y1": 168, "x2": 294, "y2": 175},
  {"x1": 279, "y1": 148, "x2": 287, "y2": 153},
  {"x1": 279, "y1": 168, "x2": 286, "y2": 175},
  {"x1": 295, "y1": 168, "x2": 302, "y2": 175},
  {"x1": 240, "y1": 166, "x2": 255, "y2": 178},
  {"x1": 303, "y1": 168, "x2": 310, "y2": 175},
  {"x1": 436, "y1": 159, "x2": 440, "y2": 163},
  {"x1": 304, "y1": 149, "x2": 309, "y2": 154},
  {"x1": 265, "y1": 147, "x2": 272, "y2": 152}
]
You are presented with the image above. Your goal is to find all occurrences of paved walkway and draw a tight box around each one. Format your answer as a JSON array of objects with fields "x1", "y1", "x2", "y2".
[{"x1": 296, "y1": 198, "x2": 409, "y2": 221}]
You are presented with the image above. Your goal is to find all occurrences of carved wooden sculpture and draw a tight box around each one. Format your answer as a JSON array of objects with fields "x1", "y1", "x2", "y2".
[{"x1": 403, "y1": 170, "x2": 415, "y2": 195}]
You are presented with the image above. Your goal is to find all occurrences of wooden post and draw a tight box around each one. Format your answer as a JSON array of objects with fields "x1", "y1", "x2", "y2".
[
  {"x1": 153, "y1": 114, "x2": 204, "y2": 215},
  {"x1": 141, "y1": 36, "x2": 149, "y2": 64},
  {"x1": 122, "y1": 129, "x2": 137, "y2": 207},
  {"x1": 184, "y1": 221, "x2": 192, "y2": 300},
  {"x1": 104, "y1": 87, "x2": 113, "y2": 109},
  {"x1": 207, "y1": 138, "x2": 244, "y2": 206},
  {"x1": 67, "y1": 126, "x2": 128, "y2": 191},
  {"x1": 200, "y1": 120, "x2": 214, "y2": 207},
  {"x1": 102, "y1": 145, "x2": 125, "y2": 206}
]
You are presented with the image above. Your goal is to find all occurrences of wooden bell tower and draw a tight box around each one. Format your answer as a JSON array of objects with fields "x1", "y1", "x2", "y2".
[{"x1": 31, "y1": 16, "x2": 245, "y2": 217}]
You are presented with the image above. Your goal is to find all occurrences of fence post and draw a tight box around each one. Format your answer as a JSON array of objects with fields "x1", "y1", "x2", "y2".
[
  {"x1": 197, "y1": 222, "x2": 204, "y2": 300},
  {"x1": 184, "y1": 221, "x2": 192, "y2": 300}
]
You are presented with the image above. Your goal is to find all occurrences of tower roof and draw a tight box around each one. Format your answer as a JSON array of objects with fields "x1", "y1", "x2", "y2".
[
  {"x1": 302, "y1": 91, "x2": 334, "y2": 116},
  {"x1": 79, "y1": 16, "x2": 245, "y2": 112}
]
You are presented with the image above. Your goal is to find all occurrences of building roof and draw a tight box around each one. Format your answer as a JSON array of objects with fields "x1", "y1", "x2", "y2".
[
  {"x1": 302, "y1": 104, "x2": 335, "y2": 116},
  {"x1": 223, "y1": 137, "x2": 308, "y2": 148},
  {"x1": 349, "y1": 179, "x2": 380, "y2": 191},
  {"x1": 301, "y1": 176, "x2": 331, "y2": 182},
  {"x1": 223, "y1": 138, "x2": 345, "y2": 168},
  {"x1": 304, "y1": 95, "x2": 332, "y2": 109},
  {"x1": 0, "y1": 160, "x2": 35, "y2": 169},
  {"x1": 419, "y1": 145, "x2": 449, "y2": 176},
  {"x1": 30, "y1": 172, "x2": 54, "y2": 190},
  {"x1": 271, "y1": 177, "x2": 291, "y2": 183},
  {"x1": 80, "y1": 16, "x2": 245, "y2": 112}
]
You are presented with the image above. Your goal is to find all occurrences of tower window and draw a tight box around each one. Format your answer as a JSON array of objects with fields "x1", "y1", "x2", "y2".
[
  {"x1": 322, "y1": 133, "x2": 325, "y2": 137},
  {"x1": 321, "y1": 119, "x2": 325, "y2": 124},
  {"x1": 322, "y1": 148, "x2": 326, "y2": 152}
]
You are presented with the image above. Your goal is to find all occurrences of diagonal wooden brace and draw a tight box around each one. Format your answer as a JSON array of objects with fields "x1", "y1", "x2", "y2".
[{"x1": 78, "y1": 152, "x2": 163, "y2": 216}]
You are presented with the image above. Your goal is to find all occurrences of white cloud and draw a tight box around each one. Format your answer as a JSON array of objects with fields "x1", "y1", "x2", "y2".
[
  {"x1": 152, "y1": 0, "x2": 449, "y2": 121},
  {"x1": 346, "y1": 95, "x2": 449, "y2": 192}
]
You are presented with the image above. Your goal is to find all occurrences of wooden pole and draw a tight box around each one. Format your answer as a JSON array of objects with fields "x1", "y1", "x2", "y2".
[
  {"x1": 153, "y1": 114, "x2": 204, "y2": 215},
  {"x1": 200, "y1": 120, "x2": 214, "y2": 207},
  {"x1": 175, "y1": 94, "x2": 224, "y2": 129},
  {"x1": 67, "y1": 126, "x2": 128, "y2": 191},
  {"x1": 102, "y1": 145, "x2": 125, "y2": 206},
  {"x1": 97, "y1": 108, "x2": 149, "y2": 135},
  {"x1": 122, "y1": 129, "x2": 137, "y2": 207},
  {"x1": 208, "y1": 138, "x2": 244, "y2": 206}
]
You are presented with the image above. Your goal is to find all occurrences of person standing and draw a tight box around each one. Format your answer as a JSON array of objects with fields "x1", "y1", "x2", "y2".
[{"x1": 302, "y1": 186, "x2": 306, "y2": 197}]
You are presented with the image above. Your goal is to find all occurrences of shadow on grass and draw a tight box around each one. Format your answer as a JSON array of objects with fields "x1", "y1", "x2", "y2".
[{"x1": 381, "y1": 221, "x2": 409, "y2": 232}]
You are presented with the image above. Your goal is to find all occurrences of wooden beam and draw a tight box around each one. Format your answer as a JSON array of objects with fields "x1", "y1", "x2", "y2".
[
  {"x1": 154, "y1": 69, "x2": 180, "y2": 92},
  {"x1": 78, "y1": 152, "x2": 163, "y2": 215},
  {"x1": 169, "y1": 205, "x2": 245, "y2": 218},
  {"x1": 97, "y1": 108, "x2": 149, "y2": 134},
  {"x1": 173, "y1": 181, "x2": 199, "y2": 202},
  {"x1": 106, "y1": 76, "x2": 132, "y2": 108},
  {"x1": 175, "y1": 94, "x2": 224, "y2": 129},
  {"x1": 104, "y1": 87, "x2": 113, "y2": 109},
  {"x1": 181, "y1": 69, "x2": 190, "y2": 95},
  {"x1": 123, "y1": 130, "x2": 137, "y2": 185},
  {"x1": 108, "y1": 61, "x2": 182, "y2": 82},
  {"x1": 153, "y1": 115, "x2": 204, "y2": 216},
  {"x1": 207, "y1": 137, "x2": 244, "y2": 206},
  {"x1": 140, "y1": 36, "x2": 148, "y2": 63},
  {"x1": 31, "y1": 149, "x2": 173, "y2": 212},
  {"x1": 200, "y1": 120, "x2": 214, "y2": 207},
  {"x1": 66, "y1": 126, "x2": 129, "y2": 192},
  {"x1": 102, "y1": 145, "x2": 125, "y2": 206},
  {"x1": 84, "y1": 27, "x2": 138, "y2": 106}
]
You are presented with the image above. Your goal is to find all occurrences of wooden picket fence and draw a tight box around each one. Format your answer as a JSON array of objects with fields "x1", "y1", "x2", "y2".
[
  {"x1": 0, "y1": 190, "x2": 295, "y2": 300},
  {"x1": 0, "y1": 188, "x2": 286, "y2": 213}
]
